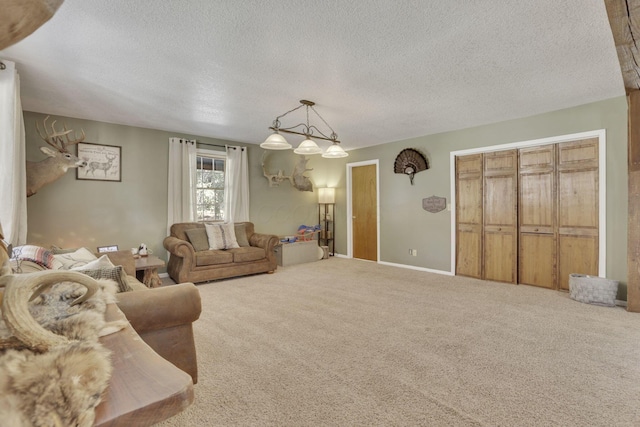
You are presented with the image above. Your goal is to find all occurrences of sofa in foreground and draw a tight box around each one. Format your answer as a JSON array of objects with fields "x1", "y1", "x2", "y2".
[
  {"x1": 104, "y1": 250, "x2": 201, "y2": 383},
  {"x1": 6, "y1": 246, "x2": 201, "y2": 425},
  {"x1": 164, "y1": 221, "x2": 279, "y2": 284},
  {"x1": 10, "y1": 247, "x2": 201, "y2": 384}
]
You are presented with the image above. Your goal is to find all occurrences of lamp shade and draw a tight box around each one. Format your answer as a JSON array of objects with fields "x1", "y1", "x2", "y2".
[
  {"x1": 318, "y1": 187, "x2": 335, "y2": 204},
  {"x1": 260, "y1": 132, "x2": 292, "y2": 150},
  {"x1": 293, "y1": 137, "x2": 322, "y2": 155},
  {"x1": 322, "y1": 142, "x2": 348, "y2": 158}
]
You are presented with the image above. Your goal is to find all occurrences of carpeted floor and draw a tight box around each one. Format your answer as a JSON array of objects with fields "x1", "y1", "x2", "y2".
[{"x1": 157, "y1": 258, "x2": 640, "y2": 426}]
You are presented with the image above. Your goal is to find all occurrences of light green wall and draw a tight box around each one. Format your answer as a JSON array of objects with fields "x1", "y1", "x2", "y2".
[
  {"x1": 249, "y1": 149, "x2": 347, "y2": 239},
  {"x1": 24, "y1": 111, "x2": 343, "y2": 263},
  {"x1": 25, "y1": 96, "x2": 628, "y2": 297},
  {"x1": 345, "y1": 96, "x2": 628, "y2": 298}
]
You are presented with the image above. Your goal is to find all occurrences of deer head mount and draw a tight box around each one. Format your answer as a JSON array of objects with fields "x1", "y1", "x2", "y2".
[{"x1": 26, "y1": 117, "x2": 87, "y2": 197}]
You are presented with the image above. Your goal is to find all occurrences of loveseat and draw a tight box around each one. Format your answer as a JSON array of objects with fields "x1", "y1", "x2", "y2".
[
  {"x1": 164, "y1": 221, "x2": 279, "y2": 284},
  {"x1": 10, "y1": 247, "x2": 201, "y2": 384}
]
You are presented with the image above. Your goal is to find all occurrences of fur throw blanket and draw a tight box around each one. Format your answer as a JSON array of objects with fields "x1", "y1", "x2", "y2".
[{"x1": 0, "y1": 277, "x2": 124, "y2": 427}]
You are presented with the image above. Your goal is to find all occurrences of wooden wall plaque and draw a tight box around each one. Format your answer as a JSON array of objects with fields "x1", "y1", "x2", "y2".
[{"x1": 422, "y1": 196, "x2": 446, "y2": 213}]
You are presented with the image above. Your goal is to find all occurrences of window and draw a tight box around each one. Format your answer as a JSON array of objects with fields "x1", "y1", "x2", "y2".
[{"x1": 195, "y1": 151, "x2": 225, "y2": 222}]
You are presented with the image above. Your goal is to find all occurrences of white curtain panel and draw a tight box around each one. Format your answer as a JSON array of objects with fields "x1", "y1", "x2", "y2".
[
  {"x1": 0, "y1": 60, "x2": 27, "y2": 246},
  {"x1": 224, "y1": 145, "x2": 250, "y2": 223},
  {"x1": 167, "y1": 138, "x2": 196, "y2": 233}
]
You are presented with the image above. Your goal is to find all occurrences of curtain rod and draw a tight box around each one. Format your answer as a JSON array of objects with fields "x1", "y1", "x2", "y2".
[{"x1": 197, "y1": 142, "x2": 245, "y2": 150}]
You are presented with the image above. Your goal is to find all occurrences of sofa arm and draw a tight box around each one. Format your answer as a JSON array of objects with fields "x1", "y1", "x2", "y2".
[
  {"x1": 164, "y1": 236, "x2": 198, "y2": 283},
  {"x1": 116, "y1": 283, "x2": 201, "y2": 333},
  {"x1": 116, "y1": 283, "x2": 201, "y2": 382},
  {"x1": 163, "y1": 236, "x2": 196, "y2": 259},
  {"x1": 250, "y1": 233, "x2": 279, "y2": 268},
  {"x1": 250, "y1": 232, "x2": 279, "y2": 251}
]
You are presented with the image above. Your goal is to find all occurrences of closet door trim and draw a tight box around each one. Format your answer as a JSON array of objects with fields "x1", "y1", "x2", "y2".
[{"x1": 449, "y1": 129, "x2": 606, "y2": 277}]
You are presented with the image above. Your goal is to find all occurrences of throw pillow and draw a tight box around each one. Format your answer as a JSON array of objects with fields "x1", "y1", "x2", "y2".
[
  {"x1": 185, "y1": 228, "x2": 209, "y2": 252},
  {"x1": 53, "y1": 247, "x2": 97, "y2": 270},
  {"x1": 71, "y1": 255, "x2": 115, "y2": 271},
  {"x1": 204, "y1": 223, "x2": 239, "y2": 250},
  {"x1": 234, "y1": 223, "x2": 250, "y2": 247},
  {"x1": 10, "y1": 245, "x2": 62, "y2": 270},
  {"x1": 78, "y1": 265, "x2": 133, "y2": 293}
]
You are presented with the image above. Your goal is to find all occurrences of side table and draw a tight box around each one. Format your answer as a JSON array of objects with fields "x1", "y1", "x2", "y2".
[{"x1": 135, "y1": 255, "x2": 165, "y2": 288}]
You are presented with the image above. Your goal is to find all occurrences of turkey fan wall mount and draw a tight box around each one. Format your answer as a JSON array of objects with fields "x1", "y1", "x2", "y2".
[{"x1": 394, "y1": 148, "x2": 429, "y2": 185}]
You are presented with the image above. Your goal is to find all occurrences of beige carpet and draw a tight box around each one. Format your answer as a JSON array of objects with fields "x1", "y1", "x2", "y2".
[{"x1": 157, "y1": 258, "x2": 640, "y2": 426}]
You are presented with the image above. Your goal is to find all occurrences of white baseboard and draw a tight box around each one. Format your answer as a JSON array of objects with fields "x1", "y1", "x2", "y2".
[
  {"x1": 159, "y1": 272, "x2": 169, "y2": 278},
  {"x1": 333, "y1": 254, "x2": 453, "y2": 276},
  {"x1": 377, "y1": 261, "x2": 454, "y2": 276},
  {"x1": 615, "y1": 299, "x2": 628, "y2": 308}
]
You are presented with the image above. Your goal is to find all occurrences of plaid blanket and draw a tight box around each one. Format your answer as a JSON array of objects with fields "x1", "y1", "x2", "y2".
[{"x1": 10, "y1": 245, "x2": 59, "y2": 269}]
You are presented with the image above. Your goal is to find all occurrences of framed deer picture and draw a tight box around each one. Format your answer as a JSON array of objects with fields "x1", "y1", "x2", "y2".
[{"x1": 76, "y1": 142, "x2": 121, "y2": 182}]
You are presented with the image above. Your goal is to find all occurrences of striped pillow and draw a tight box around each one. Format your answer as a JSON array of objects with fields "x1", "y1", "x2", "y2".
[
  {"x1": 11, "y1": 245, "x2": 62, "y2": 269},
  {"x1": 204, "y1": 223, "x2": 239, "y2": 250},
  {"x1": 78, "y1": 265, "x2": 133, "y2": 293}
]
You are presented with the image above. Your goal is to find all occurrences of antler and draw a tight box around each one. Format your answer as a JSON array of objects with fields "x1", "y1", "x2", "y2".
[
  {"x1": 36, "y1": 116, "x2": 86, "y2": 153},
  {"x1": 0, "y1": 271, "x2": 99, "y2": 352}
]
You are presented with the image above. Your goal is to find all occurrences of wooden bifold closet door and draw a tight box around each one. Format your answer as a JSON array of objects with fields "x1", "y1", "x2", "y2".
[
  {"x1": 455, "y1": 138, "x2": 599, "y2": 290},
  {"x1": 455, "y1": 154, "x2": 483, "y2": 278},
  {"x1": 483, "y1": 150, "x2": 518, "y2": 284},
  {"x1": 519, "y1": 144, "x2": 556, "y2": 288},
  {"x1": 556, "y1": 139, "x2": 599, "y2": 290}
]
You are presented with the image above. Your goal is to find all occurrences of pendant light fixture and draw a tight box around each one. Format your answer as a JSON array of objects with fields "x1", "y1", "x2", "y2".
[{"x1": 260, "y1": 100, "x2": 348, "y2": 158}]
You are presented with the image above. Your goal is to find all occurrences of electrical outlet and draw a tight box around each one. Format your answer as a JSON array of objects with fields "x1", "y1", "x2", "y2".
[{"x1": 409, "y1": 249, "x2": 417, "y2": 256}]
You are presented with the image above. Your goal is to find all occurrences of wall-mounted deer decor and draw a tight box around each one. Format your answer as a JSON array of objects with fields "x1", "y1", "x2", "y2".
[
  {"x1": 262, "y1": 152, "x2": 314, "y2": 192},
  {"x1": 26, "y1": 117, "x2": 87, "y2": 197}
]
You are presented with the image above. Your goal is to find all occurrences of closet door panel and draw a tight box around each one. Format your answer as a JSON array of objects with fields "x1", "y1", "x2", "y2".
[
  {"x1": 519, "y1": 233, "x2": 555, "y2": 288},
  {"x1": 484, "y1": 175, "x2": 516, "y2": 225},
  {"x1": 484, "y1": 231, "x2": 516, "y2": 283},
  {"x1": 456, "y1": 154, "x2": 483, "y2": 278},
  {"x1": 519, "y1": 172, "x2": 554, "y2": 233},
  {"x1": 558, "y1": 138, "x2": 599, "y2": 167},
  {"x1": 457, "y1": 226, "x2": 482, "y2": 278},
  {"x1": 458, "y1": 177, "x2": 482, "y2": 224},
  {"x1": 483, "y1": 150, "x2": 517, "y2": 283},
  {"x1": 558, "y1": 169, "x2": 598, "y2": 229},
  {"x1": 457, "y1": 154, "x2": 483, "y2": 174},
  {"x1": 520, "y1": 146, "x2": 554, "y2": 169},
  {"x1": 557, "y1": 139, "x2": 599, "y2": 290},
  {"x1": 518, "y1": 144, "x2": 556, "y2": 288},
  {"x1": 558, "y1": 235, "x2": 598, "y2": 290}
]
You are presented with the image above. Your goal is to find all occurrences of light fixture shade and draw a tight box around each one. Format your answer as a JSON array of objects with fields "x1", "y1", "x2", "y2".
[
  {"x1": 293, "y1": 137, "x2": 322, "y2": 155},
  {"x1": 318, "y1": 187, "x2": 335, "y2": 204},
  {"x1": 260, "y1": 132, "x2": 292, "y2": 150},
  {"x1": 322, "y1": 143, "x2": 348, "y2": 158}
]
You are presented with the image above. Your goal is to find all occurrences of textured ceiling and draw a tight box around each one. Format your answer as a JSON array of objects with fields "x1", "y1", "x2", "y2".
[{"x1": 0, "y1": 1, "x2": 626, "y2": 151}]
